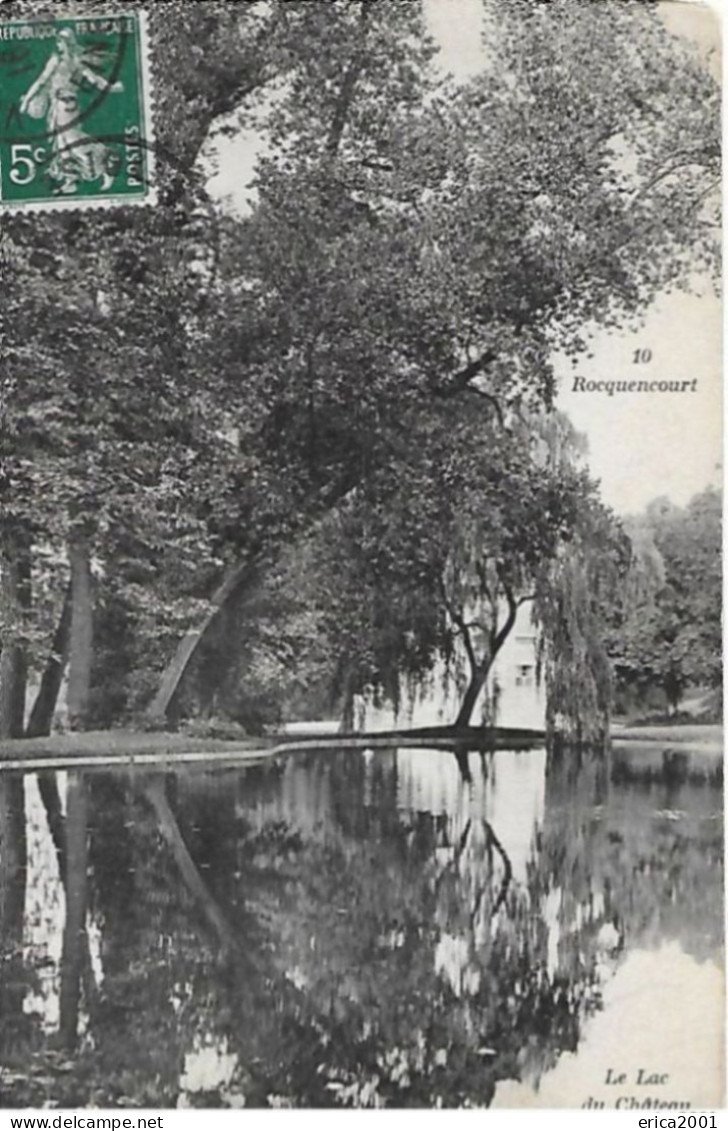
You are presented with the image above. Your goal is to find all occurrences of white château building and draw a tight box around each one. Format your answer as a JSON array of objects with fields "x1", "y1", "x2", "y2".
[{"x1": 360, "y1": 602, "x2": 545, "y2": 733}]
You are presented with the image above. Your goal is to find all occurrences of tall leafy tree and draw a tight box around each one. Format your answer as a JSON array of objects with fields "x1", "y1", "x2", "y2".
[
  {"x1": 609, "y1": 487, "x2": 722, "y2": 713},
  {"x1": 174, "y1": 0, "x2": 717, "y2": 726}
]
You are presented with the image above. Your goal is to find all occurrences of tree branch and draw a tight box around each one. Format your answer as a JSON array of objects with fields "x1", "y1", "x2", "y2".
[
  {"x1": 485, "y1": 819, "x2": 513, "y2": 915},
  {"x1": 474, "y1": 560, "x2": 492, "y2": 605},
  {"x1": 435, "y1": 347, "x2": 499, "y2": 398},
  {"x1": 492, "y1": 567, "x2": 519, "y2": 657},
  {"x1": 631, "y1": 156, "x2": 718, "y2": 209},
  {"x1": 465, "y1": 386, "x2": 505, "y2": 427},
  {"x1": 438, "y1": 575, "x2": 477, "y2": 678},
  {"x1": 452, "y1": 619, "x2": 488, "y2": 634},
  {"x1": 325, "y1": 0, "x2": 370, "y2": 157}
]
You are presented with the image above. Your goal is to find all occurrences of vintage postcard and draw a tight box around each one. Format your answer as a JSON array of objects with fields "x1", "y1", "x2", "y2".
[{"x1": 0, "y1": 0, "x2": 723, "y2": 1117}]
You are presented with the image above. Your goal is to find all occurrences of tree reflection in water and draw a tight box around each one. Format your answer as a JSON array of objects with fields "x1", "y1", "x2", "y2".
[
  {"x1": 0, "y1": 745, "x2": 722, "y2": 1108},
  {"x1": 0, "y1": 776, "x2": 29, "y2": 1067}
]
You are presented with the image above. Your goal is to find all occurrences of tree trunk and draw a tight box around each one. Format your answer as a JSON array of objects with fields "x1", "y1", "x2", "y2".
[
  {"x1": 665, "y1": 670, "x2": 682, "y2": 716},
  {"x1": 146, "y1": 557, "x2": 261, "y2": 726},
  {"x1": 143, "y1": 777, "x2": 239, "y2": 956},
  {"x1": 338, "y1": 663, "x2": 356, "y2": 734},
  {"x1": 59, "y1": 772, "x2": 88, "y2": 1050},
  {"x1": 453, "y1": 582, "x2": 521, "y2": 728},
  {"x1": 67, "y1": 532, "x2": 93, "y2": 731},
  {"x1": 0, "y1": 781, "x2": 26, "y2": 920},
  {"x1": 452, "y1": 628, "x2": 496, "y2": 731},
  {"x1": 454, "y1": 665, "x2": 492, "y2": 729},
  {"x1": 0, "y1": 547, "x2": 30, "y2": 1055},
  {"x1": 26, "y1": 585, "x2": 73, "y2": 882},
  {"x1": 146, "y1": 468, "x2": 362, "y2": 727},
  {"x1": 0, "y1": 774, "x2": 27, "y2": 1058},
  {"x1": 0, "y1": 550, "x2": 31, "y2": 745},
  {"x1": 325, "y1": 1, "x2": 369, "y2": 157},
  {"x1": 37, "y1": 774, "x2": 67, "y2": 884},
  {"x1": 58, "y1": 528, "x2": 95, "y2": 1049},
  {"x1": 26, "y1": 584, "x2": 72, "y2": 738}
]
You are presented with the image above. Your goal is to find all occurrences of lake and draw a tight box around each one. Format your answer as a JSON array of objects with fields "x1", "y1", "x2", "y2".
[{"x1": 0, "y1": 743, "x2": 723, "y2": 1108}]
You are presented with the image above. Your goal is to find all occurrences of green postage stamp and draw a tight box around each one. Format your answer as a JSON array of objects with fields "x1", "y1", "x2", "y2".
[{"x1": 0, "y1": 11, "x2": 155, "y2": 211}]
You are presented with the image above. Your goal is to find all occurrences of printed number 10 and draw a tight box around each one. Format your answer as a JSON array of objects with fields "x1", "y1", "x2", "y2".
[{"x1": 633, "y1": 348, "x2": 652, "y2": 363}]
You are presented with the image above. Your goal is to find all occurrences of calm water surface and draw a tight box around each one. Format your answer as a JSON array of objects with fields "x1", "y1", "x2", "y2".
[{"x1": 0, "y1": 746, "x2": 723, "y2": 1108}]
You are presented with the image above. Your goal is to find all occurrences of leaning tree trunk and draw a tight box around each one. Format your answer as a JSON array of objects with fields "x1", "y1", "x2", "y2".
[
  {"x1": 26, "y1": 584, "x2": 72, "y2": 738},
  {"x1": 143, "y1": 776, "x2": 239, "y2": 957},
  {"x1": 454, "y1": 663, "x2": 493, "y2": 729},
  {"x1": 146, "y1": 558, "x2": 261, "y2": 726},
  {"x1": 145, "y1": 471, "x2": 361, "y2": 727}
]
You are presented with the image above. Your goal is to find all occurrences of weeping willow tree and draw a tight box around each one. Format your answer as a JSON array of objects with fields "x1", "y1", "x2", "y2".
[
  {"x1": 536, "y1": 500, "x2": 629, "y2": 746},
  {"x1": 279, "y1": 403, "x2": 619, "y2": 734}
]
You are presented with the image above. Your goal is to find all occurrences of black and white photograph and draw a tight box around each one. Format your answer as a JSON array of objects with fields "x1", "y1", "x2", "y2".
[{"x1": 0, "y1": 0, "x2": 723, "y2": 1114}]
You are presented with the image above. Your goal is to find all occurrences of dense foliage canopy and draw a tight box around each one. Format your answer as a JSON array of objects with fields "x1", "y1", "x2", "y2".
[
  {"x1": 0, "y1": 0, "x2": 720, "y2": 738},
  {"x1": 609, "y1": 487, "x2": 722, "y2": 714}
]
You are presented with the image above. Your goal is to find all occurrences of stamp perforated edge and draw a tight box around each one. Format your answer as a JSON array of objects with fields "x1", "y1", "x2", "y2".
[{"x1": 0, "y1": 10, "x2": 158, "y2": 215}]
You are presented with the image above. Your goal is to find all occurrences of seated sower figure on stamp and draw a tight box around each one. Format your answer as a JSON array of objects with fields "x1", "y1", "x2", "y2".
[{"x1": 19, "y1": 27, "x2": 123, "y2": 195}]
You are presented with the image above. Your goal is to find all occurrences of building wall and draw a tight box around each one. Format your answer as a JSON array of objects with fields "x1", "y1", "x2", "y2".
[
  {"x1": 489, "y1": 605, "x2": 546, "y2": 730},
  {"x1": 360, "y1": 603, "x2": 545, "y2": 732}
]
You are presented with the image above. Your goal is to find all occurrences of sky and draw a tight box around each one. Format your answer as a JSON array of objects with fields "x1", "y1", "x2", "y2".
[{"x1": 206, "y1": 0, "x2": 723, "y2": 517}]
